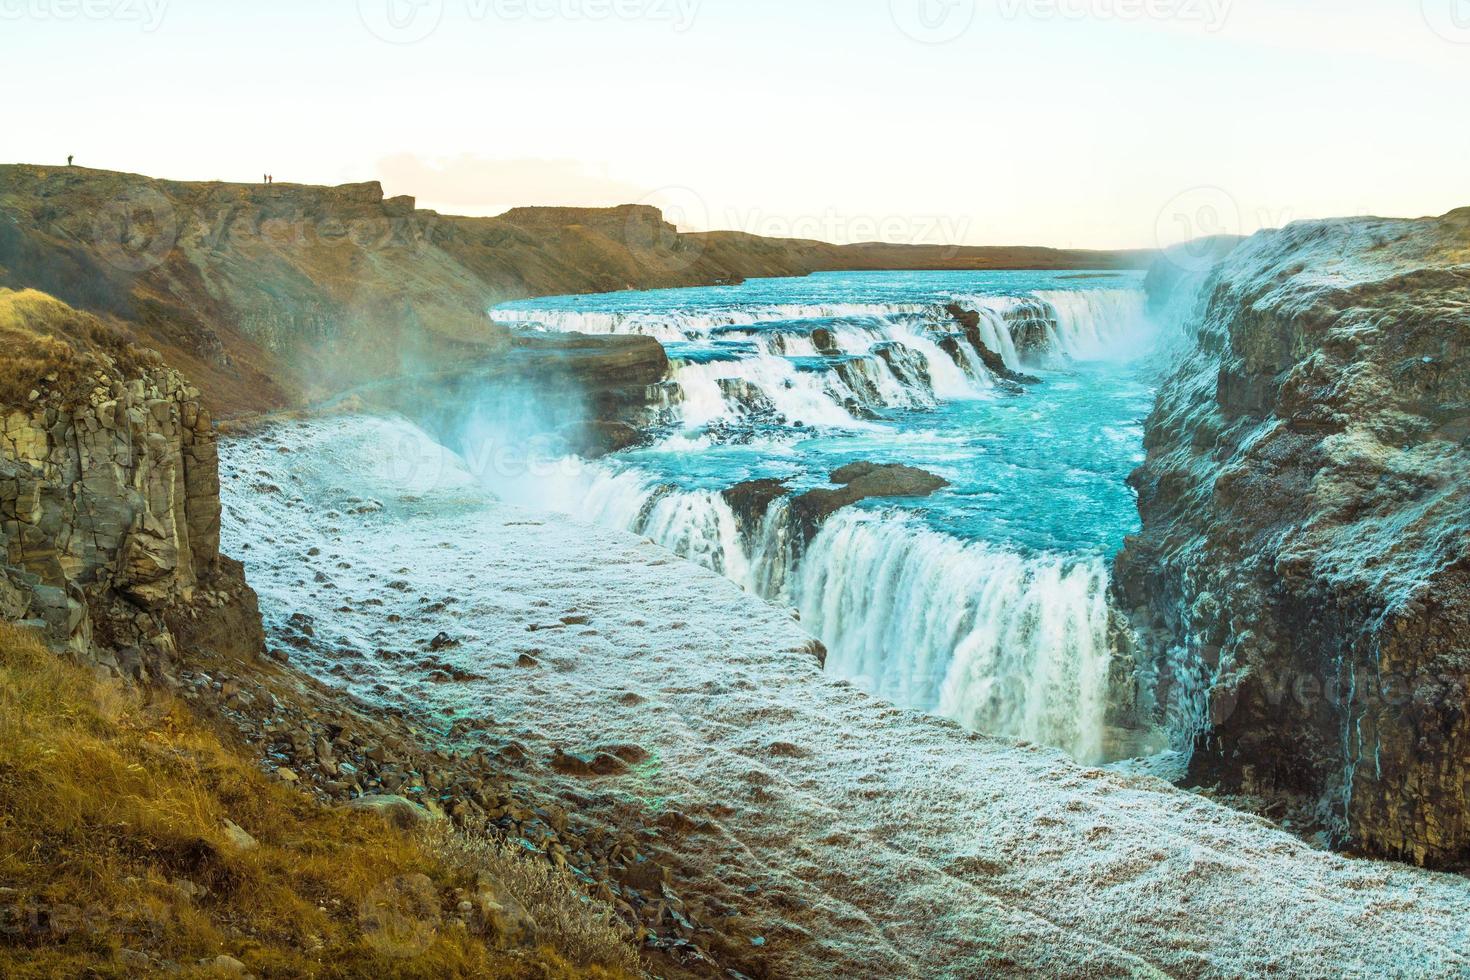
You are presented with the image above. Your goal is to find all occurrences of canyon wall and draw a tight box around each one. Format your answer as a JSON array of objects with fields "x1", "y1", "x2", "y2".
[
  {"x1": 0, "y1": 288, "x2": 261, "y2": 679},
  {"x1": 1115, "y1": 209, "x2": 1470, "y2": 866},
  {"x1": 0, "y1": 164, "x2": 1150, "y2": 418}
]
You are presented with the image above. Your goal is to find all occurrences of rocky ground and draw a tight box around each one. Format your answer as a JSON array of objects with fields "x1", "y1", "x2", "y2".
[{"x1": 158, "y1": 625, "x2": 736, "y2": 979}]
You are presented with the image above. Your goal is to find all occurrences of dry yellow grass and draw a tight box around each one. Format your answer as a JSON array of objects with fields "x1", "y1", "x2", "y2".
[
  {"x1": 0, "y1": 623, "x2": 639, "y2": 978},
  {"x1": 0, "y1": 288, "x2": 151, "y2": 406}
]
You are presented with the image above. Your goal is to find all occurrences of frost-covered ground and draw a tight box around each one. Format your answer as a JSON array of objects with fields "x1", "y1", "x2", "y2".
[{"x1": 222, "y1": 414, "x2": 1470, "y2": 979}]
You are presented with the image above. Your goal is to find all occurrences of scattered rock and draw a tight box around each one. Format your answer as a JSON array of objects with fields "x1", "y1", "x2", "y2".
[
  {"x1": 206, "y1": 954, "x2": 248, "y2": 974},
  {"x1": 551, "y1": 749, "x2": 628, "y2": 777},
  {"x1": 343, "y1": 794, "x2": 441, "y2": 830},
  {"x1": 222, "y1": 819, "x2": 259, "y2": 852},
  {"x1": 117, "y1": 949, "x2": 151, "y2": 969}
]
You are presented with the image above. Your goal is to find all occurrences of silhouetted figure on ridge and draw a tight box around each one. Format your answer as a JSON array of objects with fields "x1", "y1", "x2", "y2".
[{"x1": 67, "y1": 155, "x2": 73, "y2": 166}]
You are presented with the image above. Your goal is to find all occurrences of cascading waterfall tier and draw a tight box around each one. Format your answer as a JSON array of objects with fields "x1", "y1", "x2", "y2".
[
  {"x1": 567, "y1": 469, "x2": 1114, "y2": 762},
  {"x1": 496, "y1": 289, "x2": 1147, "y2": 430},
  {"x1": 491, "y1": 272, "x2": 1158, "y2": 764}
]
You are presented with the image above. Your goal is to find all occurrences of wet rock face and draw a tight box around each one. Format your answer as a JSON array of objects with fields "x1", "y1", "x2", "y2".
[
  {"x1": 1115, "y1": 209, "x2": 1470, "y2": 866},
  {"x1": 791, "y1": 463, "x2": 949, "y2": 540},
  {"x1": 0, "y1": 315, "x2": 262, "y2": 676},
  {"x1": 944, "y1": 304, "x2": 1042, "y2": 386}
]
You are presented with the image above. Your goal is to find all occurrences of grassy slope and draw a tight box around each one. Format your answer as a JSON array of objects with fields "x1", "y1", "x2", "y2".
[{"x1": 0, "y1": 623, "x2": 639, "y2": 979}]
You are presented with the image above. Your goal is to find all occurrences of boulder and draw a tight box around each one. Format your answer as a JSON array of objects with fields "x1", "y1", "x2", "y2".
[
  {"x1": 558, "y1": 420, "x2": 643, "y2": 459},
  {"x1": 343, "y1": 794, "x2": 441, "y2": 830},
  {"x1": 721, "y1": 477, "x2": 792, "y2": 540},
  {"x1": 790, "y1": 463, "x2": 949, "y2": 541}
]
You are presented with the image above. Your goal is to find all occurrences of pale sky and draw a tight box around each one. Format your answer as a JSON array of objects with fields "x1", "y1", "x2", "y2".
[{"x1": 3, "y1": 0, "x2": 1467, "y2": 249}]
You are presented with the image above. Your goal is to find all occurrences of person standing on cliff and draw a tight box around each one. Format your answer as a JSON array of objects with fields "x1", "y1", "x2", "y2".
[{"x1": 67, "y1": 155, "x2": 73, "y2": 166}]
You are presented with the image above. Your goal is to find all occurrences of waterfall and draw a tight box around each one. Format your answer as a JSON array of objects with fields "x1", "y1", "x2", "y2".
[
  {"x1": 501, "y1": 289, "x2": 1149, "y2": 431},
  {"x1": 485, "y1": 279, "x2": 1153, "y2": 764},
  {"x1": 1032, "y1": 289, "x2": 1153, "y2": 361},
  {"x1": 795, "y1": 511, "x2": 1112, "y2": 763},
  {"x1": 555, "y1": 471, "x2": 1114, "y2": 762},
  {"x1": 946, "y1": 289, "x2": 1149, "y2": 368}
]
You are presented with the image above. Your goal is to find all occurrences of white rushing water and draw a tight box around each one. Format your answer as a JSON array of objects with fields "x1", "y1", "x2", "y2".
[
  {"x1": 798, "y1": 512, "x2": 1113, "y2": 765},
  {"x1": 498, "y1": 288, "x2": 1148, "y2": 427},
  {"x1": 220, "y1": 413, "x2": 1470, "y2": 980},
  {"x1": 479, "y1": 276, "x2": 1158, "y2": 764}
]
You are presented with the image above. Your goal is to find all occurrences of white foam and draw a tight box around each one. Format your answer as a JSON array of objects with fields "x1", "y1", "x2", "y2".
[{"x1": 220, "y1": 414, "x2": 1470, "y2": 980}]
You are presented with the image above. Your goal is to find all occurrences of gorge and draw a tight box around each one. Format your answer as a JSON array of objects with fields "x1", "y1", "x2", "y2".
[{"x1": 2, "y1": 165, "x2": 1468, "y2": 977}]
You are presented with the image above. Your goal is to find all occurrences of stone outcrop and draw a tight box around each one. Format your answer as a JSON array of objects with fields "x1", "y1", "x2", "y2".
[
  {"x1": 1114, "y1": 209, "x2": 1470, "y2": 866},
  {"x1": 944, "y1": 304, "x2": 1043, "y2": 386},
  {"x1": 791, "y1": 463, "x2": 949, "y2": 540},
  {"x1": 0, "y1": 288, "x2": 262, "y2": 678},
  {"x1": 722, "y1": 478, "x2": 794, "y2": 542}
]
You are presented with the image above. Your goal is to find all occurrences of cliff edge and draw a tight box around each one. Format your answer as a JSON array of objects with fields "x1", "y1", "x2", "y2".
[
  {"x1": 1115, "y1": 208, "x2": 1470, "y2": 866},
  {"x1": 0, "y1": 288, "x2": 262, "y2": 680}
]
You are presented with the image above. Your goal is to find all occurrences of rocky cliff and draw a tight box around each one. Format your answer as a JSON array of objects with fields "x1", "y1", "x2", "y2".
[
  {"x1": 0, "y1": 288, "x2": 261, "y2": 679},
  {"x1": 0, "y1": 164, "x2": 1151, "y2": 418},
  {"x1": 1114, "y1": 209, "x2": 1470, "y2": 866}
]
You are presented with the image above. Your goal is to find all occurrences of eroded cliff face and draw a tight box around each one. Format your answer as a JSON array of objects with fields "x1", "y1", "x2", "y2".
[
  {"x1": 1115, "y1": 209, "x2": 1470, "y2": 866},
  {"x1": 0, "y1": 289, "x2": 261, "y2": 679},
  {"x1": 0, "y1": 164, "x2": 1152, "y2": 419}
]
